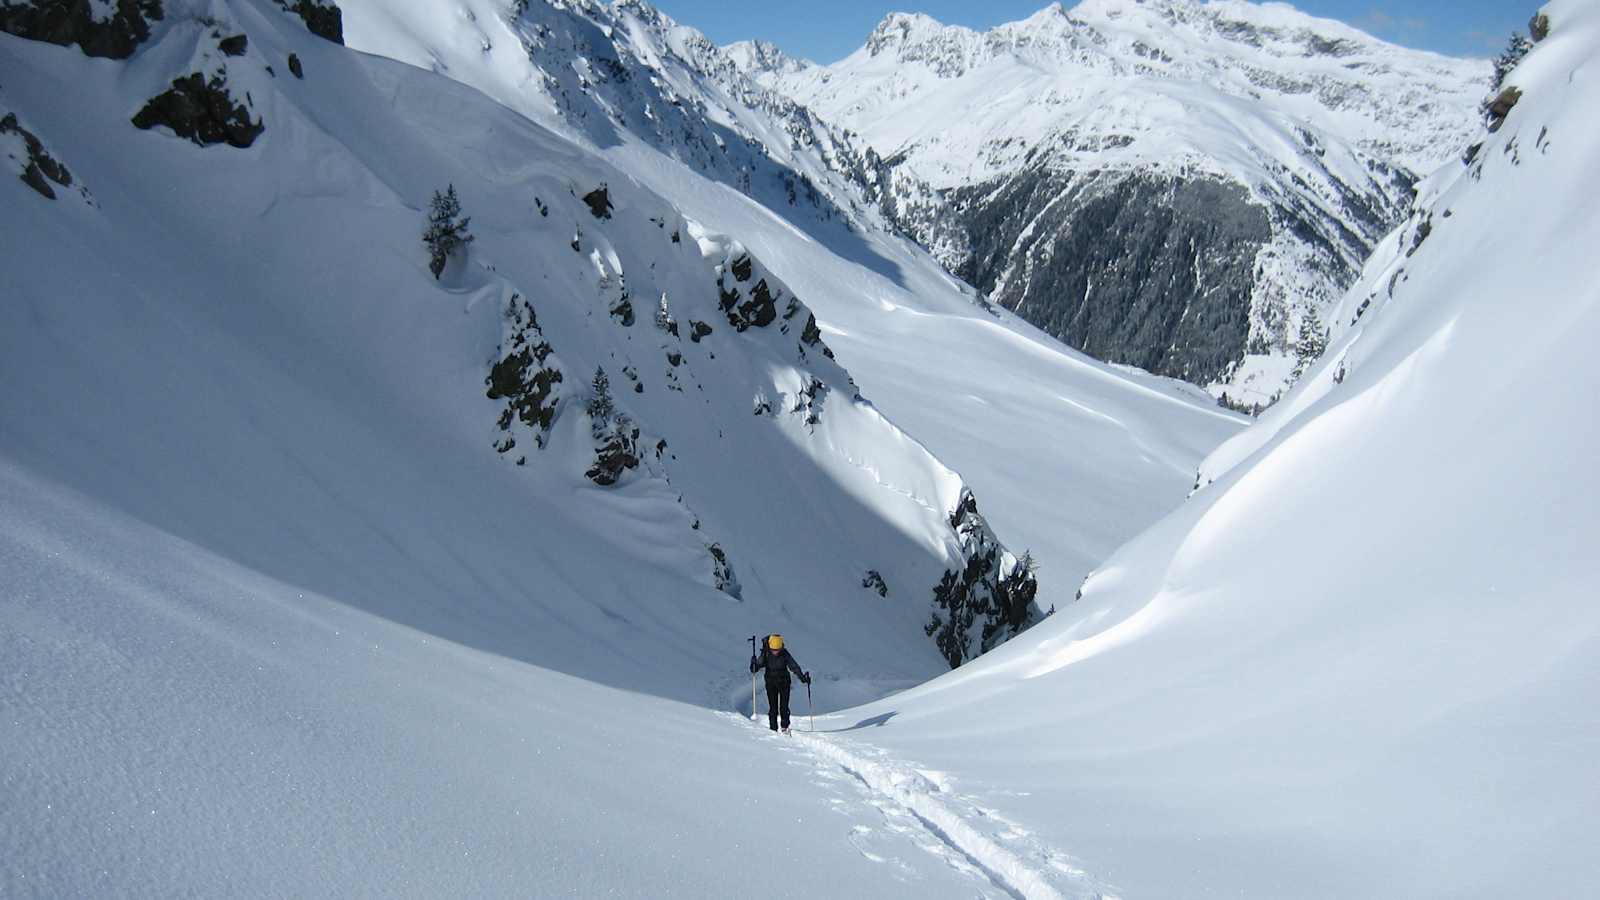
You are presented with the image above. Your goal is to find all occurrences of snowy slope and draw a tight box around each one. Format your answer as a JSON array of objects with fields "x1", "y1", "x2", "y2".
[
  {"x1": 804, "y1": 2, "x2": 1600, "y2": 895},
  {"x1": 739, "y1": 0, "x2": 1489, "y2": 403},
  {"x1": 336, "y1": 0, "x2": 1246, "y2": 629},
  {"x1": 2, "y1": 458, "x2": 1113, "y2": 898},
  {"x1": 2, "y1": 0, "x2": 1240, "y2": 895},
  {"x1": 1, "y1": 0, "x2": 1061, "y2": 702}
]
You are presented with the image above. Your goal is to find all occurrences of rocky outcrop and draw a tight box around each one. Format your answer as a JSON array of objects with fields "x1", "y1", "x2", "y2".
[
  {"x1": 1485, "y1": 87, "x2": 1523, "y2": 133},
  {"x1": 717, "y1": 254, "x2": 783, "y2": 332},
  {"x1": 585, "y1": 422, "x2": 640, "y2": 486},
  {"x1": 861, "y1": 569, "x2": 888, "y2": 598},
  {"x1": 582, "y1": 185, "x2": 614, "y2": 219},
  {"x1": 273, "y1": 0, "x2": 342, "y2": 45},
  {"x1": 708, "y1": 543, "x2": 740, "y2": 599},
  {"x1": 487, "y1": 294, "x2": 564, "y2": 460},
  {"x1": 925, "y1": 491, "x2": 1040, "y2": 668},
  {"x1": 0, "y1": 0, "x2": 163, "y2": 59},
  {"x1": 131, "y1": 72, "x2": 264, "y2": 148},
  {"x1": 1, "y1": 112, "x2": 77, "y2": 200}
]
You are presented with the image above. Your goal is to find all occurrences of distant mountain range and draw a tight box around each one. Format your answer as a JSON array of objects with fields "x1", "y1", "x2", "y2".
[{"x1": 731, "y1": 0, "x2": 1489, "y2": 404}]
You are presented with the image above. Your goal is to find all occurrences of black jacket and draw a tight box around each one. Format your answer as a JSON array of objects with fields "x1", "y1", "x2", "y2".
[{"x1": 751, "y1": 647, "x2": 805, "y2": 687}]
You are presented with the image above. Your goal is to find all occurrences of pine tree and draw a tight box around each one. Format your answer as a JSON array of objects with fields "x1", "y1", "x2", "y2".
[
  {"x1": 423, "y1": 184, "x2": 474, "y2": 279},
  {"x1": 1294, "y1": 307, "x2": 1327, "y2": 377},
  {"x1": 1491, "y1": 32, "x2": 1533, "y2": 92},
  {"x1": 587, "y1": 366, "x2": 614, "y2": 431}
]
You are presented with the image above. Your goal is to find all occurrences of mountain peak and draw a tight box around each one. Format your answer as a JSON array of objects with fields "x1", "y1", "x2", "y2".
[
  {"x1": 723, "y1": 38, "x2": 813, "y2": 75},
  {"x1": 866, "y1": 10, "x2": 969, "y2": 55}
]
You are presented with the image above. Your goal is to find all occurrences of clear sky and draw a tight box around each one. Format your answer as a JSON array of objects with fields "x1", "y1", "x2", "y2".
[{"x1": 649, "y1": 0, "x2": 1535, "y2": 64}]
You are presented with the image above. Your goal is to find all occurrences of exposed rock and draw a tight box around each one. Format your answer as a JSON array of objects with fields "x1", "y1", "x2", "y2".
[
  {"x1": 487, "y1": 294, "x2": 563, "y2": 452},
  {"x1": 0, "y1": 0, "x2": 163, "y2": 59},
  {"x1": 791, "y1": 376, "x2": 826, "y2": 427},
  {"x1": 862, "y1": 569, "x2": 888, "y2": 598},
  {"x1": 609, "y1": 293, "x2": 634, "y2": 326},
  {"x1": 722, "y1": 277, "x2": 778, "y2": 332},
  {"x1": 274, "y1": 0, "x2": 342, "y2": 45},
  {"x1": 586, "y1": 420, "x2": 640, "y2": 486},
  {"x1": 688, "y1": 320, "x2": 712, "y2": 342},
  {"x1": 730, "y1": 253, "x2": 753, "y2": 282},
  {"x1": 1529, "y1": 13, "x2": 1550, "y2": 43},
  {"x1": 924, "y1": 491, "x2": 1040, "y2": 668},
  {"x1": 217, "y1": 33, "x2": 247, "y2": 56},
  {"x1": 582, "y1": 185, "x2": 613, "y2": 219},
  {"x1": 2, "y1": 112, "x2": 75, "y2": 200},
  {"x1": 131, "y1": 72, "x2": 264, "y2": 148},
  {"x1": 1406, "y1": 214, "x2": 1433, "y2": 257},
  {"x1": 708, "y1": 543, "x2": 740, "y2": 599},
  {"x1": 1486, "y1": 87, "x2": 1523, "y2": 133},
  {"x1": 287, "y1": 53, "x2": 303, "y2": 79}
]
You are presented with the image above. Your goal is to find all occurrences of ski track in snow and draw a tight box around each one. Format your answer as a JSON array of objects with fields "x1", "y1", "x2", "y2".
[{"x1": 726, "y1": 713, "x2": 1115, "y2": 900}]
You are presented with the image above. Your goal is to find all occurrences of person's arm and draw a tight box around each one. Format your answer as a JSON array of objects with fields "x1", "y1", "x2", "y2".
[
  {"x1": 786, "y1": 651, "x2": 808, "y2": 682},
  {"x1": 750, "y1": 649, "x2": 764, "y2": 674}
]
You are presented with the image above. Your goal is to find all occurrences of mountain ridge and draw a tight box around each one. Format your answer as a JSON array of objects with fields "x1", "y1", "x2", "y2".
[{"x1": 734, "y1": 0, "x2": 1489, "y2": 403}]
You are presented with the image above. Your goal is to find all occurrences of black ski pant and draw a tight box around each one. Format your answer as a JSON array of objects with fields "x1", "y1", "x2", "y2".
[{"x1": 765, "y1": 681, "x2": 792, "y2": 731}]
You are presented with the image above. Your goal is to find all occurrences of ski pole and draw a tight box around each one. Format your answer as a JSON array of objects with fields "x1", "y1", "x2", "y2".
[
  {"x1": 807, "y1": 678, "x2": 814, "y2": 732},
  {"x1": 749, "y1": 635, "x2": 758, "y2": 722}
]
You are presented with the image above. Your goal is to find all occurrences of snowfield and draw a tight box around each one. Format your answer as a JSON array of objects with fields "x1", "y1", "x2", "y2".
[
  {"x1": 3, "y1": 0, "x2": 1595, "y2": 896},
  {"x1": 735, "y1": 0, "x2": 1490, "y2": 403},
  {"x1": 801, "y1": 1, "x2": 1600, "y2": 896},
  {"x1": 3, "y1": 0, "x2": 1227, "y2": 896}
]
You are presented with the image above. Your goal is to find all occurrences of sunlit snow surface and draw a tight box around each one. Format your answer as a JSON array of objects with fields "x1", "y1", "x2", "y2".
[
  {"x1": 9, "y1": 0, "x2": 1591, "y2": 896},
  {"x1": 1, "y1": 0, "x2": 1235, "y2": 897},
  {"x1": 819, "y1": 2, "x2": 1600, "y2": 896}
]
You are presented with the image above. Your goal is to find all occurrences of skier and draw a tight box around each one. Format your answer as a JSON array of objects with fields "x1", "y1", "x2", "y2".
[{"x1": 750, "y1": 634, "x2": 810, "y2": 733}]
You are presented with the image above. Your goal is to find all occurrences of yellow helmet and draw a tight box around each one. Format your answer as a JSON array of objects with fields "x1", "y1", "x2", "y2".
[{"x1": 768, "y1": 634, "x2": 784, "y2": 651}]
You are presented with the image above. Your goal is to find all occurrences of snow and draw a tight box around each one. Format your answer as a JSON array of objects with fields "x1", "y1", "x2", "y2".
[
  {"x1": 732, "y1": 0, "x2": 1490, "y2": 400},
  {"x1": 335, "y1": 0, "x2": 1243, "y2": 629},
  {"x1": 801, "y1": 2, "x2": 1600, "y2": 895},
  {"x1": 755, "y1": 0, "x2": 1486, "y2": 183},
  {"x1": 0, "y1": 459, "x2": 1028, "y2": 897},
  {"x1": 3, "y1": 0, "x2": 1235, "y2": 896},
  {"x1": 11, "y1": 0, "x2": 1589, "y2": 895}
]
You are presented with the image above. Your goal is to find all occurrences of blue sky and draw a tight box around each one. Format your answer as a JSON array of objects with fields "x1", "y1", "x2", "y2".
[{"x1": 650, "y1": 0, "x2": 1534, "y2": 64}]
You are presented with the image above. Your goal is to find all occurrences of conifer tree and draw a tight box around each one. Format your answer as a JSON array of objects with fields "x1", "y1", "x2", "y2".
[
  {"x1": 1294, "y1": 307, "x2": 1328, "y2": 377},
  {"x1": 587, "y1": 366, "x2": 614, "y2": 431},
  {"x1": 423, "y1": 184, "x2": 474, "y2": 279},
  {"x1": 1491, "y1": 32, "x2": 1533, "y2": 92}
]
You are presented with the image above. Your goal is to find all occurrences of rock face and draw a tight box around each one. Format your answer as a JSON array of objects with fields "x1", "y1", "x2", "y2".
[
  {"x1": 926, "y1": 491, "x2": 1039, "y2": 668},
  {"x1": 487, "y1": 294, "x2": 564, "y2": 457},
  {"x1": 955, "y1": 170, "x2": 1270, "y2": 384},
  {"x1": 1, "y1": 112, "x2": 77, "y2": 200},
  {"x1": 274, "y1": 0, "x2": 342, "y2": 45},
  {"x1": 131, "y1": 72, "x2": 264, "y2": 148},
  {"x1": 0, "y1": 0, "x2": 164, "y2": 59}
]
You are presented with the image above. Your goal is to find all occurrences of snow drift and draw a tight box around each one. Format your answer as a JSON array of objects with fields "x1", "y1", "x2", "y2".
[
  {"x1": 1, "y1": 0, "x2": 1237, "y2": 895},
  {"x1": 829, "y1": 2, "x2": 1600, "y2": 895}
]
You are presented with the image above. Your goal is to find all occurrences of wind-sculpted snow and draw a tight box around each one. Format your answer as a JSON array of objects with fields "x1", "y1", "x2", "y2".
[
  {"x1": 737, "y1": 0, "x2": 1488, "y2": 404},
  {"x1": 0, "y1": 0, "x2": 1063, "y2": 684},
  {"x1": 819, "y1": 3, "x2": 1600, "y2": 895},
  {"x1": 334, "y1": 0, "x2": 1242, "y2": 651},
  {"x1": 0, "y1": 0, "x2": 1248, "y2": 891}
]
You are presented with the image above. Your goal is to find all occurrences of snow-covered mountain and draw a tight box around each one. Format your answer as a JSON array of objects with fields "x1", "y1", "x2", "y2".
[
  {"x1": 811, "y1": 2, "x2": 1600, "y2": 895},
  {"x1": 333, "y1": 0, "x2": 1245, "y2": 645},
  {"x1": 2, "y1": 1, "x2": 1241, "y2": 893},
  {"x1": 736, "y1": 0, "x2": 1489, "y2": 405}
]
